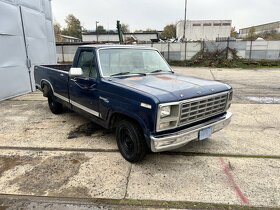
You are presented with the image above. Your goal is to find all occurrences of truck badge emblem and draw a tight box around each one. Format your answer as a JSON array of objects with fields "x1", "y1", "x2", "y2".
[
  {"x1": 211, "y1": 89, "x2": 215, "y2": 92},
  {"x1": 180, "y1": 94, "x2": 184, "y2": 98},
  {"x1": 197, "y1": 91, "x2": 202, "y2": 94}
]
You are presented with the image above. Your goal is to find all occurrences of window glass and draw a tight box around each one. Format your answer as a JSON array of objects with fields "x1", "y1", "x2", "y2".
[
  {"x1": 77, "y1": 50, "x2": 97, "y2": 78},
  {"x1": 99, "y1": 49, "x2": 171, "y2": 76}
]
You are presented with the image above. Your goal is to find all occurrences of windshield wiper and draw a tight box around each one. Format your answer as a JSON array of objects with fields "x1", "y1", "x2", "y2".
[
  {"x1": 110, "y1": 72, "x2": 146, "y2": 77},
  {"x1": 150, "y1": 69, "x2": 164, "y2": 73},
  {"x1": 110, "y1": 72, "x2": 131, "y2": 77},
  {"x1": 150, "y1": 69, "x2": 174, "y2": 74}
]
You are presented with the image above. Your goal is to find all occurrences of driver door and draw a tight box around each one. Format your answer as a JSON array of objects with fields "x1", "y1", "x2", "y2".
[{"x1": 69, "y1": 49, "x2": 100, "y2": 118}]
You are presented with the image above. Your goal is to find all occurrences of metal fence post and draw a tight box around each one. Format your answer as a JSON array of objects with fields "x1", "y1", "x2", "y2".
[
  {"x1": 184, "y1": 41, "x2": 187, "y2": 61},
  {"x1": 226, "y1": 37, "x2": 230, "y2": 59},
  {"x1": 167, "y1": 42, "x2": 170, "y2": 62},
  {"x1": 249, "y1": 40, "x2": 253, "y2": 60},
  {"x1": 61, "y1": 44, "x2": 65, "y2": 63}
]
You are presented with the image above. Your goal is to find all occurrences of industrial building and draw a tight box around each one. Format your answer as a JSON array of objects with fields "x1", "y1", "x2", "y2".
[
  {"x1": 82, "y1": 31, "x2": 159, "y2": 43},
  {"x1": 176, "y1": 20, "x2": 232, "y2": 41},
  {"x1": 0, "y1": 0, "x2": 56, "y2": 100},
  {"x1": 239, "y1": 21, "x2": 280, "y2": 38}
]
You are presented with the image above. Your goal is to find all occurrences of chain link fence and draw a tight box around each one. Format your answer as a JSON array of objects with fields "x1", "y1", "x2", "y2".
[{"x1": 56, "y1": 40, "x2": 280, "y2": 63}]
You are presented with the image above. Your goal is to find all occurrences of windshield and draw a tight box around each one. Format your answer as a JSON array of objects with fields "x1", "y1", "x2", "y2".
[{"x1": 98, "y1": 48, "x2": 172, "y2": 77}]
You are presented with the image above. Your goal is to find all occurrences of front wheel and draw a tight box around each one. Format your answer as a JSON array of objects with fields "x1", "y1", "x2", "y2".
[
  {"x1": 48, "y1": 94, "x2": 63, "y2": 114},
  {"x1": 116, "y1": 120, "x2": 146, "y2": 163}
]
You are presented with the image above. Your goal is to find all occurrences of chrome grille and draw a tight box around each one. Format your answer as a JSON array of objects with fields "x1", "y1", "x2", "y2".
[{"x1": 179, "y1": 93, "x2": 228, "y2": 126}]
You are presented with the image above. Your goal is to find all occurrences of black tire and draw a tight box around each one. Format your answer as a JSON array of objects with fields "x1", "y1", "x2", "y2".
[
  {"x1": 48, "y1": 94, "x2": 63, "y2": 114},
  {"x1": 116, "y1": 119, "x2": 146, "y2": 163}
]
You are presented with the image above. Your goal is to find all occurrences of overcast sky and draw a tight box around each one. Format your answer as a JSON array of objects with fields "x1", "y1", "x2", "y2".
[{"x1": 52, "y1": 0, "x2": 279, "y2": 32}]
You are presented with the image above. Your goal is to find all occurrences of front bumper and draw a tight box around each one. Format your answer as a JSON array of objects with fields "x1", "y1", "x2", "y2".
[{"x1": 150, "y1": 112, "x2": 232, "y2": 152}]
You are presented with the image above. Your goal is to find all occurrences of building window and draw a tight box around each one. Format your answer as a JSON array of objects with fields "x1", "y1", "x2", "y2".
[
  {"x1": 193, "y1": 24, "x2": 201, "y2": 26},
  {"x1": 203, "y1": 23, "x2": 211, "y2": 26},
  {"x1": 213, "y1": 23, "x2": 222, "y2": 26},
  {"x1": 222, "y1": 23, "x2": 231, "y2": 26}
]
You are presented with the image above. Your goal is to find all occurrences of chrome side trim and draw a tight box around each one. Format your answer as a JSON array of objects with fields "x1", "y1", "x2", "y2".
[
  {"x1": 40, "y1": 79, "x2": 70, "y2": 103},
  {"x1": 151, "y1": 112, "x2": 232, "y2": 152},
  {"x1": 39, "y1": 79, "x2": 100, "y2": 118},
  {"x1": 70, "y1": 99, "x2": 99, "y2": 117},
  {"x1": 53, "y1": 92, "x2": 69, "y2": 102}
]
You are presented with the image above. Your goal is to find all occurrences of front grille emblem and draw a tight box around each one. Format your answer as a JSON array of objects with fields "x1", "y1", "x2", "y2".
[
  {"x1": 180, "y1": 94, "x2": 184, "y2": 98},
  {"x1": 196, "y1": 91, "x2": 202, "y2": 95}
]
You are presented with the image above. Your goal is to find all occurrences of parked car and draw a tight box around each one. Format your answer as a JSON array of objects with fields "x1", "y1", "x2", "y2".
[{"x1": 34, "y1": 45, "x2": 233, "y2": 162}]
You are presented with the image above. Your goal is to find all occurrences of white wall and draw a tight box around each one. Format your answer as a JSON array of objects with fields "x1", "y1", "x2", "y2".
[
  {"x1": 177, "y1": 20, "x2": 232, "y2": 41},
  {"x1": 0, "y1": 0, "x2": 56, "y2": 100}
]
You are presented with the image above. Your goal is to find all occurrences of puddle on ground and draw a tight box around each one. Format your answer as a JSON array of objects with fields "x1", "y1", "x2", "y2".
[
  {"x1": 245, "y1": 96, "x2": 280, "y2": 104},
  {"x1": 67, "y1": 122, "x2": 103, "y2": 139},
  {"x1": 0, "y1": 156, "x2": 41, "y2": 176},
  {"x1": 10, "y1": 153, "x2": 89, "y2": 195}
]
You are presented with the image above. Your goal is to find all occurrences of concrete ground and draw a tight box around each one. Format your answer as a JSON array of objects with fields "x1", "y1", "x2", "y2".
[{"x1": 0, "y1": 67, "x2": 280, "y2": 209}]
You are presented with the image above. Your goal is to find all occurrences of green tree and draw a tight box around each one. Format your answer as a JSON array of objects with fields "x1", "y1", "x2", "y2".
[
  {"x1": 53, "y1": 21, "x2": 62, "y2": 42},
  {"x1": 161, "y1": 24, "x2": 176, "y2": 39},
  {"x1": 96, "y1": 25, "x2": 106, "y2": 33},
  {"x1": 259, "y1": 30, "x2": 280, "y2": 41},
  {"x1": 121, "y1": 24, "x2": 130, "y2": 33},
  {"x1": 62, "y1": 14, "x2": 82, "y2": 39},
  {"x1": 145, "y1": 28, "x2": 157, "y2": 32},
  {"x1": 247, "y1": 27, "x2": 256, "y2": 40},
  {"x1": 230, "y1": 27, "x2": 238, "y2": 38}
]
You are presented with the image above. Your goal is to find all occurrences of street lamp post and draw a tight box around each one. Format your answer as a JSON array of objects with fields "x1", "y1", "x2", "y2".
[
  {"x1": 183, "y1": 0, "x2": 187, "y2": 41},
  {"x1": 96, "y1": 21, "x2": 99, "y2": 43}
]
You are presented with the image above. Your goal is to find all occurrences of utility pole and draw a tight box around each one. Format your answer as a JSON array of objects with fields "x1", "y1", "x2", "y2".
[
  {"x1": 96, "y1": 21, "x2": 99, "y2": 43},
  {"x1": 183, "y1": 0, "x2": 187, "y2": 41}
]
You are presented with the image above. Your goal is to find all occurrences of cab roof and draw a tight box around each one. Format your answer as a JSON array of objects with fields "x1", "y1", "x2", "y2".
[{"x1": 79, "y1": 44, "x2": 155, "y2": 50}]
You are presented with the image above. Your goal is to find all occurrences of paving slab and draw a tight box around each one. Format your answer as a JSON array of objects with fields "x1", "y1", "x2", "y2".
[
  {"x1": 176, "y1": 104, "x2": 280, "y2": 156},
  {"x1": 127, "y1": 154, "x2": 280, "y2": 208},
  {"x1": 1, "y1": 97, "x2": 279, "y2": 157},
  {"x1": 172, "y1": 66, "x2": 214, "y2": 80},
  {"x1": 0, "y1": 99, "x2": 117, "y2": 151},
  {"x1": 0, "y1": 150, "x2": 129, "y2": 199},
  {"x1": 173, "y1": 67, "x2": 280, "y2": 104}
]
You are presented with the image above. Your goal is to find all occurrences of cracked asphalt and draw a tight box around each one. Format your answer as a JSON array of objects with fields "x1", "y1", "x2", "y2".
[{"x1": 0, "y1": 67, "x2": 279, "y2": 210}]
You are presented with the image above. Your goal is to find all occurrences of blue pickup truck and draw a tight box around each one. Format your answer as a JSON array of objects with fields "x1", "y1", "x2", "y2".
[{"x1": 35, "y1": 45, "x2": 232, "y2": 162}]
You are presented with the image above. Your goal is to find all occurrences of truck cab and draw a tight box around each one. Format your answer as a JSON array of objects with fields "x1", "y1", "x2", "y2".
[{"x1": 35, "y1": 45, "x2": 233, "y2": 162}]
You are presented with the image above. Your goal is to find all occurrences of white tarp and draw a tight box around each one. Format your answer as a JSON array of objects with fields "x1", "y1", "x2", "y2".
[{"x1": 0, "y1": 0, "x2": 56, "y2": 100}]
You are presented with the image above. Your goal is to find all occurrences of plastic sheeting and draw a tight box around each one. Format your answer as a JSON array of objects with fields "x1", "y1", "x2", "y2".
[{"x1": 0, "y1": 0, "x2": 56, "y2": 100}]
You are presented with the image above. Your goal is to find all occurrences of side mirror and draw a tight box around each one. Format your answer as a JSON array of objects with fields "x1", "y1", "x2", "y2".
[{"x1": 69, "y1": 67, "x2": 83, "y2": 77}]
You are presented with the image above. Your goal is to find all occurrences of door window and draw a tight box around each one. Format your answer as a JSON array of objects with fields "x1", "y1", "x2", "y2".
[{"x1": 77, "y1": 50, "x2": 97, "y2": 79}]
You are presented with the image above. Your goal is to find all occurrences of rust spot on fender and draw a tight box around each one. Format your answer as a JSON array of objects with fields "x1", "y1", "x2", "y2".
[
  {"x1": 125, "y1": 77, "x2": 143, "y2": 81},
  {"x1": 155, "y1": 75, "x2": 172, "y2": 80}
]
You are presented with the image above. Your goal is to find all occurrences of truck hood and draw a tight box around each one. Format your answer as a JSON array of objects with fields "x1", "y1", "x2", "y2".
[{"x1": 110, "y1": 73, "x2": 231, "y2": 103}]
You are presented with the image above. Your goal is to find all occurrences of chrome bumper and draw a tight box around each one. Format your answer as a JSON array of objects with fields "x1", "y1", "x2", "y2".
[{"x1": 150, "y1": 112, "x2": 232, "y2": 152}]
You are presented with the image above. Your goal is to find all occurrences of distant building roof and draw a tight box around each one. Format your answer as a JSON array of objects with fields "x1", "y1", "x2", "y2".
[{"x1": 239, "y1": 21, "x2": 280, "y2": 31}]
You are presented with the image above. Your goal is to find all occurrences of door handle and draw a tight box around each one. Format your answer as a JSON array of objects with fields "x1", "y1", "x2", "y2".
[{"x1": 60, "y1": 73, "x2": 64, "y2": 77}]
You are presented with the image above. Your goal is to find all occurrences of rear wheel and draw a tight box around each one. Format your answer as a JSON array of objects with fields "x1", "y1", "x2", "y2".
[
  {"x1": 48, "y1": 94, "x2": 63, "y2": 114},
  {"x1": 116, "y1": 120, "x2": 146, "y2": 163}
]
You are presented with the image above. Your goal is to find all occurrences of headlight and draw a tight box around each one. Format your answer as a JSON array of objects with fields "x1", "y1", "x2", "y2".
[
  {"x1": 157, "y1": 104, "x2": 180, "y2": 131},
  {"x1": 160, "y1": 106, "x2": 171, "y2": 118},
  {"x1": 228, "y1": 91, "x2": 233, "y2": 101}
]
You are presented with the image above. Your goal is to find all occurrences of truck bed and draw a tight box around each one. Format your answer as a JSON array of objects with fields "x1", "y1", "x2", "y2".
[{"x1": 41, "y1": 64, "x2": 72, "y2": 72}]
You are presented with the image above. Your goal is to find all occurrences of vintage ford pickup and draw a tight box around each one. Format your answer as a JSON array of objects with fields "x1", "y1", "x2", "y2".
[{"x1": 34, "y1": 45, "x2": 232, "y2": 162}]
